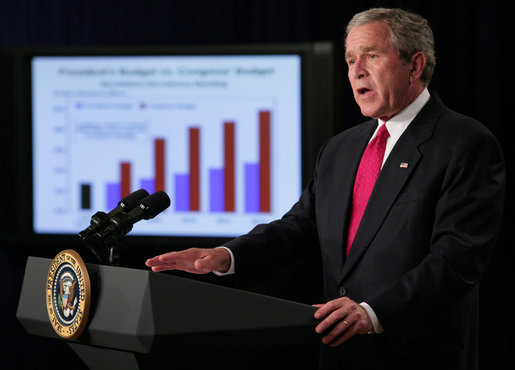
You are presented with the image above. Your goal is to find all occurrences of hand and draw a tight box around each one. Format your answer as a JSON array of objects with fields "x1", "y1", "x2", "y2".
[
  {"x1": 313, "y1": 297, "x2": 373, "y2": 347},
  {"x1": 145, "y1": 247, "x2": 231, "y2": 274}
]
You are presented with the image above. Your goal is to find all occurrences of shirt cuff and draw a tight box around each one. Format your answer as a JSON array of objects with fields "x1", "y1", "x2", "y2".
[
  {"x1": 212, "y1": 246, "x2": 236, "y2": 276},
  {"x1": 359, "y1": 302, "x2": 384, "y2": 334}
]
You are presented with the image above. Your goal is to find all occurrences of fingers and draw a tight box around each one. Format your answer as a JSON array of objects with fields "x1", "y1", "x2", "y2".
[
  {"x1": 149, "y1": 263, "x2": 179, "y2": 272},
  {"x1": 144, "y1": 255, "x2": 163, "y2": 266},
  {"x1": 146, "y1": 248, "x2": 202, "y2": 273},
  {"x1": 157, "y1": 249, "x2": 201, "y2": 264},
  {"x1": 145, "y1": 251, "x2": 179, "y2": 267},
  {"x1": 318, "y1": 317, "x2": 354, "y2": 347},
  {"x1": 314, "y1": 298, "x2": 352, "y2": 340},
  {"x1": 314, "y1": 298, "x2": 346, "y2": 321},
  {"x1": 313, "y1": 297, "x2": 373, "y2": 347}
]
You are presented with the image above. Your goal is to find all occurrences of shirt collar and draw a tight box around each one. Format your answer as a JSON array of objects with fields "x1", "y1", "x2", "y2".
[{"x1": 378, "y1": 88, "x2": 431, "y2": 140}]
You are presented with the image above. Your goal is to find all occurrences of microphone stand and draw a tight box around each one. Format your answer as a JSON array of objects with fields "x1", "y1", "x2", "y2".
[
  {"x1": 102, "y1": 231, "x2": 127, "y2": 266},
  {"x1": 80, "y1": 229, "x2": 128, "y2": 266}
]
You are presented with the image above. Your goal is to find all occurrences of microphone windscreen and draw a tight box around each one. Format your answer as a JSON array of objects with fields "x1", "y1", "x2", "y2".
[
  {"x1": 118, "y1": 189, "x2": 149, "y2": 210},
  {"x1": 140, "y1": 191, "x2": 171, "y2": 219}
]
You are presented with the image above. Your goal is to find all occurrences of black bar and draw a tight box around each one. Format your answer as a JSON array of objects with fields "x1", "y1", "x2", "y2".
[{"x1": 81, "y1": 184, "x2": 91, "y2": 209}]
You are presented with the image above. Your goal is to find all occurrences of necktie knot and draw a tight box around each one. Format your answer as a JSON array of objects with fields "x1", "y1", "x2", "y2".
[{"x1": 373, "y1": 123, "x2": 390, "y2": 146}]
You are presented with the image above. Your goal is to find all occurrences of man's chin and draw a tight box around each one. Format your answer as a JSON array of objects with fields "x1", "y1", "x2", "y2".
[{"x1": 358, "y1": 107, "x2": 380, "y2": 119}]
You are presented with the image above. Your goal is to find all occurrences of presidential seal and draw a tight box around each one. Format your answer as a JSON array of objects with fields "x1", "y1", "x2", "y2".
[{"x1": 46, "y1": 249, "x2": 91, "y2": 339}]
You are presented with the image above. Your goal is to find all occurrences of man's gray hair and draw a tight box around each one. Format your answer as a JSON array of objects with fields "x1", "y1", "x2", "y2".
[{"x1": 346, "y1": 8, "x2": 436, "y2": 85}]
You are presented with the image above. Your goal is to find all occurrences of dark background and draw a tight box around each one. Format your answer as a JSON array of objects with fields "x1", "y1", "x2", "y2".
[{"x1": 0, "y1": 0, "x2": 513, "y2": 369}]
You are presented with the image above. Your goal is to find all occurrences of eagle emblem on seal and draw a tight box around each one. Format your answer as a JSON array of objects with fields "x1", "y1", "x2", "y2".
[{"x1": 58, "y1": 272, "x2": 77, "y2": 317}]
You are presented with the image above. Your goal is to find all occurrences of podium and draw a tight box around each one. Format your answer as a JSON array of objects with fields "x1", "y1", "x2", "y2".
[{"x1": 17, "y1": 256, "x2": 320, "y2": 369}]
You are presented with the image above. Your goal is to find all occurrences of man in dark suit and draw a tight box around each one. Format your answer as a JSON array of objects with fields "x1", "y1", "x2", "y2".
[{"x1": 146, "y1": 8, "x2": 505, "y2": 369}]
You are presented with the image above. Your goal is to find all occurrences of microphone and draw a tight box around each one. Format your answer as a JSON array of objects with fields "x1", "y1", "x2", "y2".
[
  {"x1": 78, "y1": 189, "x2": 149, "y2": 242},
  {"x1": 96, "y1": 191, "x2": 171, "y2": 240}
]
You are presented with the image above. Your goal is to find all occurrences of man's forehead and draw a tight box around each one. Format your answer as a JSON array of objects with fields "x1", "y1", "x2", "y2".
[
  {"x1": 346, "y1": 22, "x2": 390, "y2": 40},
  {"x1": 345, "y1": 23, "x2": 393, "y2": 55}
]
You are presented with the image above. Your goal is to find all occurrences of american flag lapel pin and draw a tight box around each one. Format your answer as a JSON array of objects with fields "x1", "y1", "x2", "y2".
[{"x1": 400, "y1": 162, "x2": 409, "y2": 168}]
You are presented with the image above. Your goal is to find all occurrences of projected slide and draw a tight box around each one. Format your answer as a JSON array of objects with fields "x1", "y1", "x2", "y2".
[{"x1": 32, "y1": 55, "x2": 302, "y2": 237}]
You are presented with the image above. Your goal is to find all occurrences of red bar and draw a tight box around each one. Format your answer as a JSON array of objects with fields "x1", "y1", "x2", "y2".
[
  {"x1": 121, "y1": 162, "x2": 131, "y2": 198},
  {"x1": 155, "y1": 138, "x2": 165, "y2": 192},
  {"x1": 189, "y1": 127, "x2": 200, "y2": 211},
  {"x1": 259, "y1": 111, "x2": 271, "y2": 212},
  {"x1": 224, "y1": 122, "x2": 235, "y2": 212}
]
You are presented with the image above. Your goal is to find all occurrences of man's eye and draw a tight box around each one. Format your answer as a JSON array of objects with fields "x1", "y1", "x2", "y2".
[
  {"x1": 369, "y1": 54, "x2": 376, "y2": 59},
  {"x1": 348, "y1": 60, "x2": 355, "y2": 65}
]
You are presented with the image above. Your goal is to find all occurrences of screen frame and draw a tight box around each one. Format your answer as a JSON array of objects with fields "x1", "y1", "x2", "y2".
[{"x1": 0, "y1": 43, "x2": 342, "y2": 251}]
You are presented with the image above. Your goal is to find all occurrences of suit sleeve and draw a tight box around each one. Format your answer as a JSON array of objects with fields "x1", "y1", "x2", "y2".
[{"x1": 223, "y1": 141, "x2": 328, "y2": 286}]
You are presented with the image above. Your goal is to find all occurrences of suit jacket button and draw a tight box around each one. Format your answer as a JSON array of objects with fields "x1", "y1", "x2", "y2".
[{"x1": 338, "y1": 286, "x2": 347, "y2": 297}]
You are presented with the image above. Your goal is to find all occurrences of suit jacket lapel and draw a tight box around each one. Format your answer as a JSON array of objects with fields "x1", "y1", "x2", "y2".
[
  {"x1": 340, "y1": 95, "x2": 444, "y2": 281},
  {"x1": 327, "y1": 121, "x2": 377, "y2": 271}
]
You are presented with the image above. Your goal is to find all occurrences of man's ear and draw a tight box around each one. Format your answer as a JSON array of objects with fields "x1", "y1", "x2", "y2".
[{"x1": 409, "y1": 52, "x2": 426, "y2": 83}]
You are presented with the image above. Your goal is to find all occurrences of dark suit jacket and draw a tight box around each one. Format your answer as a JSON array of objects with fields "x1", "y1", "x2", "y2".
[{"x1": 225, "y1": 94, "x2": 505, "y2": 369}]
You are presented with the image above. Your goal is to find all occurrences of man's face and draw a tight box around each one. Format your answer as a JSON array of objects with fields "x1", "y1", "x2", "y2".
[{"x1": 345, "y1": 21, "x2": 419, "y2": 121}]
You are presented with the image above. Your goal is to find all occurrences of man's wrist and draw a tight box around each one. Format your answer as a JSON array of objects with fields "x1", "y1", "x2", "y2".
[
  {"x1": 359, "y1": 302, "x2": 384, "y2": 334},
  {"x1": 212, "y1": 246, "x2": 235, "y2": 276}
]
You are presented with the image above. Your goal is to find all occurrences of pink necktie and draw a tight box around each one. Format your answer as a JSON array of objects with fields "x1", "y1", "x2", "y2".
[{"x1": 346, "y1": 124, "x2": 390, "y2": 257}]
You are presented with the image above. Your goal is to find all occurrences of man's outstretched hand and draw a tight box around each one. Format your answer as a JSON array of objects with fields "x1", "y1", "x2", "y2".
[{"x1": 145, "y1": 247, "x2": 231, "y2": 274}]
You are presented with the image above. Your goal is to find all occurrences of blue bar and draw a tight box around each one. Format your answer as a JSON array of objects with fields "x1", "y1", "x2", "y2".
[
  {"x1": 244, "y1": 163, "x2": 260, "y2": 213},
  {"x1": 175, "y1": 174, "x2": 190, "y2": 211},
  {"x1": 106, "y1": 183, "x2": 121, "y2": 211},
  {"x1": 209, "y1": 168, "x2": 225, "y2": 212},
  {"x1": 140, "y1": 179, "x2": 155, "y2": 194}
]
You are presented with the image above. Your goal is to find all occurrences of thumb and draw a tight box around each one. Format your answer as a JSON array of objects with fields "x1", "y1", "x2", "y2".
[{"x1": 193, "y1": 254, "x2": 218, "y2": 272}]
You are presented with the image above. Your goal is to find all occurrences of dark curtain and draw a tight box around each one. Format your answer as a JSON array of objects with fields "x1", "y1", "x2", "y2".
[{"x1": 1, "y1": 0, "x2": 512, "y2": 369}]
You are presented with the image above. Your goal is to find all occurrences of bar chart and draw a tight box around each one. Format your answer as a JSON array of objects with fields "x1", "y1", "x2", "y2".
[{"x1": 79, "y1": 109, "x2": 273, "y2": 215}]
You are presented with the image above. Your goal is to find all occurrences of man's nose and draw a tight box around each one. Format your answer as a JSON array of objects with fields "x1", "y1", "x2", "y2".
[{"x1": 350, "y1": 59, "x2": 366, "y2": 79}]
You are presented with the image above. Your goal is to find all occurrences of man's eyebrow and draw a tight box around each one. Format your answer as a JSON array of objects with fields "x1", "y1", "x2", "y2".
[
  {"x1": 345, "y1": 46, "x2": 379, "y2": 59},
  {"x1": 362, "y1": 46, "x2": 379, "y2": 53}
]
